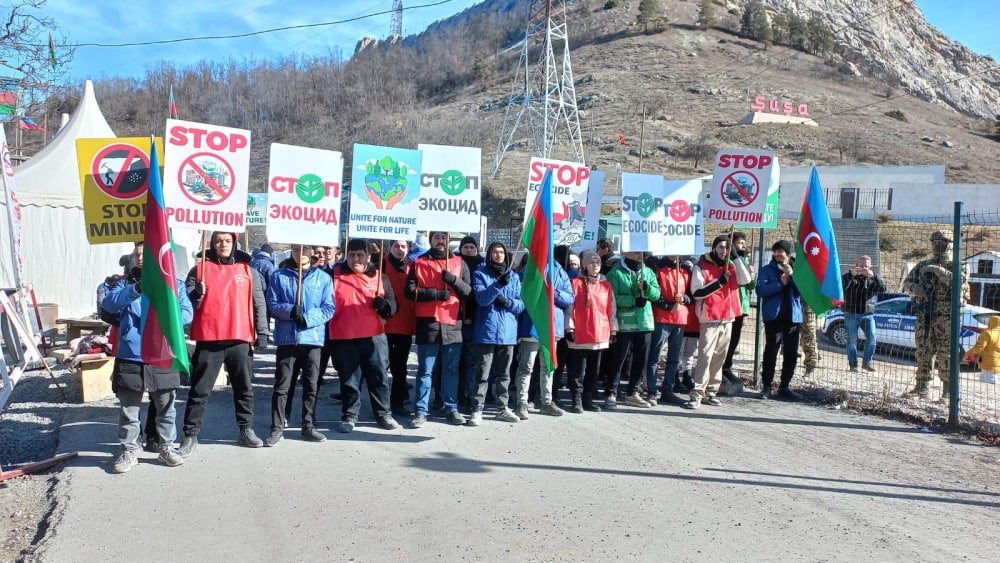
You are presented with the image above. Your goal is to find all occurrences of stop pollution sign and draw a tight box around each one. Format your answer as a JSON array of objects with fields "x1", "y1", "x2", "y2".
[{"x1": 705, "y1": 149, "x2": 775, "y2": 227}]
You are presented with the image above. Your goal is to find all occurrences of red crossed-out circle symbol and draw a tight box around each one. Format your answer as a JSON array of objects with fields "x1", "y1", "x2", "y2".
[
  {"x1": 669, "y1": 200, "x2": 692, "y2": 222},
  {"x1": 178, "y1": 152, "x2": 235, "y2": 206},
  {"x1": 90, "y1": 143, "x2": 150, "y2": 200},
  {"x1": 720, "y1": 171, "x2": 761, "y2": 208}
]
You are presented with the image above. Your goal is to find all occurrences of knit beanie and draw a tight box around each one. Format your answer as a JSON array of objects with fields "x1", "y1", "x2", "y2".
[{"x1": 772, "y1": 240, "x2": 793, "y2": 255}]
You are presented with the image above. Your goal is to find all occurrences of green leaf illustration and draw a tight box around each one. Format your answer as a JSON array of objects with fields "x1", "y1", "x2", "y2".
[
  {"x1": 377, "y1": 156, "x2": 395, "y2": 173},
  {"x1": 636, "y1": 192, "x2": 656, "y2": 219},
  {"x1": 295, "y1": 173, "x2": 326, "y2": 204},
  {"x1": 440, "y1": 169, "x2": 466, "y2": 196}
]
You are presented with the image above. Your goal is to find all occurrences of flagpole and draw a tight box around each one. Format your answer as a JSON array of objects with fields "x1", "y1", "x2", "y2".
[
  {"x1": 296, "y1": 244, "x2": 305, "y2": 307},
  {"x1": 376, "y1": 240, "x2": 384, "y2": 295},
  {"x1": 674, "y1": 255, "x2": 682, "y2": 311},
  {"x1": 638, "y1": 103, "x2": 646, "y2": 173},
  {"x1": 198, "y1": 230, "x2": 207, "y2": 282},
  {"x1": 42, "y1": 83, "x2": 49, "y2": 145}
]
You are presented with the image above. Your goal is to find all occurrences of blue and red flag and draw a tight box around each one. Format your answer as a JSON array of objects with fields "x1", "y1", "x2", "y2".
[
  {"x1": 792, "y1": 166, "x2": 844, "y2": 315},
  {"x1": 169, "y1": 87, "x2": 179, "y2": 120},
  {"x1": 521, "y1": 168, "x2": 557, "y2": 374},
  {"x1": 17, "y1": 117, "x2": 44, "y2": 132}
]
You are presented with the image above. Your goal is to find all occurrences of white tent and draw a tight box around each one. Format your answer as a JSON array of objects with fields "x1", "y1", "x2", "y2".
[{"x1": 0, "y1": 80, "x2": 200, "y2": 319}]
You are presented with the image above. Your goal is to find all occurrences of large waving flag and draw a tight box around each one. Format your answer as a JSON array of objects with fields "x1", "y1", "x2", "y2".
[
  {"x1": 140, "y1": 137, "x2": 190, "y2": 373},
  {"x1": 522, "y1": 169, "x2": 558, "y2": 374},
  {"x1": 793, "y1": 166, "x2": 843, "y2": 316}
]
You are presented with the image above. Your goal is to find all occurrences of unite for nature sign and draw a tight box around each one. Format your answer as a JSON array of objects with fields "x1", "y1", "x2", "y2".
[
  {"x1": 621, "y1": 173, "x2": 703, "y2": 255},
  {"x1": 162, "y1": 119, "x2": 251, "y2": 231},
  {"x1": 349, "y1": 143, "x2": 423, "y2": 240},
  {"x1": 416, "y1": 144, "x2": 481, "y2": 233},
  {"x1": 76, "y1": 137, "x2": 161, "y2": 244},
  {"x1": 266, "y1": 144, "x2": 343, "y2": 246},
  {"x1": 523, "y1": 157, "x2": 591, "y2": 246},
  {"x1": 705, "y1": 149, "x2": 775, "y2": 227}
]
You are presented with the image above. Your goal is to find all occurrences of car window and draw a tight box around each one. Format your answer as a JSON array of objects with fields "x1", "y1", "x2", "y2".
[
  {"x1": 974, "y1": 312, "x2": 998, "y2": 325},
  {"x1": 904, "y1": 301, "x2": 920, "y2": 316},
  {"x1": 875, "y1": 300, "x2": 908, "y2": 315}
]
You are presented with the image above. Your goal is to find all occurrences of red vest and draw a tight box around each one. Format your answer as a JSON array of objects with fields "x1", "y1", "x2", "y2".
[
  {"x1": 191, "y1": 261, "x2": 254, "y2": 342},
  {"x1": 384, "y1": 259, "x2": 416, "y2": 335},
  {"x1": 570, "y1": 277, "x2": 614, "y2": 345},
  {"x1": 695, "y1": 257, "x2": 741, "y2": 323},
  {"x1": 413, "y1": 255, "x2": 462, "y2": 325},
  {"x1": 653, "y1": 265, "x2": 690, "y2": 326},
  {"x1": 329, "y1": 270, "x2": 386, "y2": 340}
]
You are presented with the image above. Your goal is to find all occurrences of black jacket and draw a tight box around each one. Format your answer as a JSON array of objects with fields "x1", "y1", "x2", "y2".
[
  {"x1": 404, "y1": 247, "x2": 473, "y2": 345},
  {"x1": 840, "y1": 271, "x2": 887, "y2": 314},
  {"x1": 185, "y1": 248, "x2": 270, "y2": 338}
]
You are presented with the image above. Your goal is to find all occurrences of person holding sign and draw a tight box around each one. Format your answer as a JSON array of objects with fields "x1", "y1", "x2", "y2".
[
  {"x1": 329, "y1": 239, "x2": 400, "y2": 433},
  {"x1": 178, "y1": 232, "x2": 270, "y2": 457},
  {"x1": 404, "y1": 231, "x2": 474, "y2": 428},
  {"x1": 720, "y1": 232, "x2": 756, "y2": 396},
  {"x1": 647, "y1": 256, "x2": 693, "y2": 406},
  {"x1": 566, "y1": 250, "x2": 618, "y2": 413},
  {"x1": 384, "y1": 240, "x2": 417, "y2": 416},
  {"x1": 683, "y1": 236, "x2": 751, "y2": 409},
  {"x1": 605, "y1": 251, "x2": 660, "y2": 409},
  {"x1": 265, "y1": 245, "x2": 336, "y2": 445},
  {"x1": 755, "y1": 241, "x2": 804, "y2": 400}
]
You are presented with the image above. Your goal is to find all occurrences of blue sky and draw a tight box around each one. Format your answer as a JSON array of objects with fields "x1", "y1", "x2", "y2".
[{"x1": 40, "y1": 0, "x2": 997, "y2": 83}]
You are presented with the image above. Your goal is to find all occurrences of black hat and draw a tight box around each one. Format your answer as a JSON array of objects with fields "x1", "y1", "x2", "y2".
[
  {"x1": 459, "y1": 235, "x2": 477, "y2": 249},
  {"x1": 772, "y1": 240, "x2": 793, "y2": 255},
  {"x1": 712, "y1": 235, "x2": 730, "y2": 249}
]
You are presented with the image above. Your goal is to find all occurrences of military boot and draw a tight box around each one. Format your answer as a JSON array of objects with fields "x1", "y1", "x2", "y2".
[
  {"x1": 903, "y1": 380, "x2": 931, "y2": 399},
  {"x1": 935, "y1": 383, "x2": 950, "y2": 404}
]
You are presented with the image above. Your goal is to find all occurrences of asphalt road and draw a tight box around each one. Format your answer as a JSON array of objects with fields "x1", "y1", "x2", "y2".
[{"x1": 36, "y1": 351, "x2": 1000, "y2": 562}]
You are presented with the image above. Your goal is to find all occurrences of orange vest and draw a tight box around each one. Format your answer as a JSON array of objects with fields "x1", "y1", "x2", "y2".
[
  {"x1": 652, "y1": 265, "x2": 690, "y2": 326},
  {"x1": 571, "y1": 277, "x2": 614, "y2": 345},
  {"x1": 191, "y1": 261, "x2": 254, "y2": 342},
  {"x1": 329, "y1": 269, "x2": 385, "y2": 340},
  {"x1": 384, "y1": 259, "x2": 416, "y2": 335},
  {"x1": 413, "y1": 255, "x2": 461, "y2": 325}
]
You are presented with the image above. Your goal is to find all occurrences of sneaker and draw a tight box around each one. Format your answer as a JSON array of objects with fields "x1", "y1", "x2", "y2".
[
  {"x1": 539, "y1": 402, "x2": 564, "y2": 416},
  {"x1": 862, "y1": 364, "x2": 877, "y2": 373},
  {"x1": 178, "y1": 436, "x2": 198, "y2": 457},
  {"x1": 143, "y1": 439, "x2": 160, "y2": 453},
  {"x1": 706, "y1": 396, "x2": 722, "y2": 406},
  {"x1": 604, "y1": 394, "x2": 618, "y2": 410},
  {"x1": 625, "y1": 393, "x2": 651, "y2": 408},
  {"x1": 496, "y1": 408, "x2": 520, "y2": 423},
  {"x1": 681, "y1": 399, "x2": 701, "y2": 410},
  {"x1": 410, "y1": 413, "x2": 427, "y2": 428},
  {"x1": 446, "y1": 410, "x2": 466, "y2": 426},
  {"x1": 583, "y1": 403, "x2": 602, "y2": 412},
  {"x1": 376, "y1": 416, "x2": 401, "y2": 430},
  {"x1": 238, "y1": 427, "x2": 264, "y2": 448},
  {"x1": 263, "y1": 429, "x2": 283, "y2": 447},
  {"x1": 759, "y1": 387, "x2": 772, "y2": 400},
  {"x1": 776, "y1": 387, "x2": 802, "y2": 401},
  {"x1": 338, "y1": 420, "x2": 356, "y2": 433},
  {"x1": 848, "y1": 366, "x2": 859, "y2": 373},
  {"x1": 515, "y1": 404, "x2": 530, "y2": 420},
  {"x1": 158, "y1": 447, "x2": 184, "y2": 467},
  {"x1": 113, "y1": 449, "x2": 138, "y2": 474},
  {"x1": 468, "y1": 411, "x2": 483, "y2": 426},
  {"x1": 302, "y1": 427, "x2": 328, "y2": 441}
]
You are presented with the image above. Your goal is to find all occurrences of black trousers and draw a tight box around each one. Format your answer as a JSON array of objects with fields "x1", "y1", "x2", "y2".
[
  {"x1": 568, "y1": 348, "x2": 603, "y2": 403},
  {"x1": 607, "y1": 331, "x2": 651, "y2": 396},
  {"x1": 386, "y1": 333, "x2": 413, "y2": 408},
  {"x1": 332, "y1": 335, "x2": 391, "y2": 422},
  {"x1": 287, "y1": 340, "x2": 333, "y2": 420},
  {"x1": 762, "y1": 321, "x2": 800, "y2": 388},
  {"x1": 271, "y1": 345, "x2": 321, "y2": 431},
  {"x1": 722, "y1": 314, "x2": 745, "y2": 376},
  {"x1": 182, "y1": 341, "x2": 254, "y2": 438}
]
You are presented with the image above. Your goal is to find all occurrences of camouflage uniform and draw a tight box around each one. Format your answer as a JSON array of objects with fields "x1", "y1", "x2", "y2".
[
  {"x1": 800, "y1": 302, "x2": 818, "y2": 373},
  {"x1": 902, "y1": 231, "x2": 970, "y2": 399}
]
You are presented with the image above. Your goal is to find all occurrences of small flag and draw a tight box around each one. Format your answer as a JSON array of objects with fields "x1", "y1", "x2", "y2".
[
  {"x1": 48, "y1": 33, "x2": 57, "y2": 70},
  {"x1": 618, "y1": 131, "x2": 627, "y2": 146},
  {"x1": 793, "y1": 166, "x2": 844, "y2": 316},
  {"x1": 521, "y1": 168, "x2": 557, "y2": 375},
  {"x1": 0, "y1": 91, "x2": 16, "y2": 116},
  {"x1": 17, "y1": 117, "x2": 44, "y2": 132},
  {"x1": 169, "y1": 86, "x2": 179, "y2": 120}
]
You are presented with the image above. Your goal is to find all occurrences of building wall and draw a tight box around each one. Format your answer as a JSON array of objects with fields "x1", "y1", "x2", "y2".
[{"x1": 888, "y1": 184, "x2": 1000, "y2": 219}]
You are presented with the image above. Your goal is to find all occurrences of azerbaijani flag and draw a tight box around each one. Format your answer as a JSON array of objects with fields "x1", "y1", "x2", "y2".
[
  {"x1": 521, "y1": 168, "x2": 558, "y2": 374},
  {"x1": 48, "y1": 33, "x2": 57, "y2": 70},
  {"x1": 169, "y1": 86, "x2": 179, "y2": 120},
  {"x1": 140, "y1": 137, "x2": 190, "y2": 373},
  {"x1": 792, "y1": 166, "x2": 843, "y2": 316}
]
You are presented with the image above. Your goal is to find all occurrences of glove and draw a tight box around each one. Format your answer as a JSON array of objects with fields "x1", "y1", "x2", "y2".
[
  {"x1": 634, "y1": 297, "x2": 648, "y2": 308},
  {"x1": 718, "y1": 271, "x2": 731, "y2": 285},
  {"x1": 373, "y1": 296, "x2": 391, "y2": 317},
  {"x1": 190, "y1": 282, "x2": 205, "y2": 300},
  {"x1": 921, "y1": 264, "x2": 950, "y2": 278},
  {"x1": 653, "y1": 298, "x2": 672, "y2": 310},
  {"x1": 294, "y1": 316, "x2": 308, "y2": 329},
  {"x1": 638, "y1": 279, "x2": 648, "y2": 292},
  {"x1": 565, "y1": 330, "x2": 575, "y2": 343},
  {"x1": 254, "y1": 334, "x2": 268, "y2": 351},
  {"x1": 610, "y1": 333, "x2": 617, "y2": 345},
  {"x1": 129, "y1": 266, "x2": 142, "y2": 285},
  {"x1": 442, "y1": 270, "x2": 457, "y2": 285},
  {"x1": 291, "y1": 306, "x2": 307, "y2": 329},
  {"x1": 290, "y1": 305, "x2": 302, "y2": 320},
  {"x1": 497, "y1": 270, "x2": 511, "y2": 287},
  {"x1": 494, "y1": 295, "x2": 509, "y2": 308}
]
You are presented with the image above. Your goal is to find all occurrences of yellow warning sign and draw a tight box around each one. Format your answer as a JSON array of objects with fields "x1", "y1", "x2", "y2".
[{"x1": 77, "y1": 137, "x2": 162, "y2": 244}]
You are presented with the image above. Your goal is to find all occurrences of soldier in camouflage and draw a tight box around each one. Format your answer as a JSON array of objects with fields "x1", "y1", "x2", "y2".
[
  {"x1": 902, "y1": 230, "x2": 970, "y2": 400},
  {"x1": 800, "y1": 301, "x2": 818, "y2": 375}
]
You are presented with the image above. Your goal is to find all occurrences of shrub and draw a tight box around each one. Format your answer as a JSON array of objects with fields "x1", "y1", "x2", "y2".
[
  {"x1": 879, "y1": 236, "x2": 896, "y2": 252},
  {"x1": 884, "y1": 109, "x2": 907, "y2": 122},
  {"x1": 876, "y1": 213, "x2": 894, "y2": 223},
  {"x1": 604, "y1": 0, "x2": 618, "y2": 9}
]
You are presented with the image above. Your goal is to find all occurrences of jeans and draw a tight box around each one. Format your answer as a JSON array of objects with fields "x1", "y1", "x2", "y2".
[
  {"x1": 471, "y1": 344, "x2": 514, "y2": 411},
  {"x1": 515, "y1": 339, "x2": 549, "y2": 406},
  {"x1": 271, "y1": 345, "x2": 321, "y2": 431},
  {"x1": 416, "y1": 342, "x2": 461, "y2": 414},
  {"x1": 844, "y1": 313, "x2": 877, "y2": 367},
  {"x1": 118, "y1": 387, "x2": 176, "y2": 452},
  {"x1": 182, "y1": 341, "x2": 255, "y2": 438},
  {"x1": 647, "y1": 323, "x2": 685, "y2": 395},
  {"x1": 386, "y1": 333, "x2": 413, "y2": 408},
  {"x1": 332, "y1": 335, "x2": 391, "y2": 422}
]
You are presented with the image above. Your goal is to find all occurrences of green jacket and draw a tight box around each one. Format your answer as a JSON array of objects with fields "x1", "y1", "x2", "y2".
[
  {"x1": 737, "y1": 255, "x2": 757, "y2": 316},
  {"x1": 607, "y1": 259, "x2": 661, "y2": 332}
]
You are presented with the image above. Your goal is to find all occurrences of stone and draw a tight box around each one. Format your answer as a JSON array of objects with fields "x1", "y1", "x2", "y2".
[
  {"x1": 942, "y1": 140, "x2": 954, "y2": 147},
  {"x1": 921, "y1": 136, "x2": 934, "y2": 142}
]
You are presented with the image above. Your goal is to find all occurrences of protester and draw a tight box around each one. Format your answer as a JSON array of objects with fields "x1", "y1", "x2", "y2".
[
  {"x1": 840, "y1": 255, "x2": 886, "y2": 373},
  {"x1": 605, "y1": 251, "x2": 660, "y2": 409},
  {"x1": 549, "y1": 245, "x2": 577, "y2": 396},
  {"x1": 568, "y1": 254, "x2": 581, "y2": 278},
  {"x1": 384, "y1": 240, "x2": 417, "y2": 416},
  {"x1": 566, "y1": 250, "x2": 617, "y2": 413},
  {"x1": 755, "y1": 240, "x2": 804, "y2": 400},
  {"x1": 647, "y1": 255, "x2": 692, "y2": 406},
  {"x1": 468, "y1": 242, "x2": 524, "y2": 425},
  {"x1": 456, "y1": 236, "x2": 484, "y2": 413},
  {"x1": 596, "y1": 238, "x2": 617, "y2": 275},
  {"x1": 405, "y1": 231, "x2": 474, "y2": 427},
  {"x1": 968, "y1": 315, "x2": 1000, "y2": 384},
  {"x1": 101, "y1": 242, "x2": 194, "y2": 473},
  {"x1": 329, "y1": 239, "x2": 400, "y2": 433},
  {"x1": 720, "y1": 232, "x2": 755, "y2": 396},
  {"x1": 265, "y1": 244, "x2": 336, "y2": 445},
  {"x1": 249, "y1": 244, "x2": 276, "y2": 296},
  {"x1": 178, "y1": 232, "x2": 270, "y2": 457}
]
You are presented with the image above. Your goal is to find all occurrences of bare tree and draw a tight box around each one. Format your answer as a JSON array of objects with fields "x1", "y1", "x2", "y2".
[
  {"x1": 0, "y1": 1, "x2": 74, "y2": 100},
  {"x1": 680, "y1": 134, "x2": 717, "y2": 168}
]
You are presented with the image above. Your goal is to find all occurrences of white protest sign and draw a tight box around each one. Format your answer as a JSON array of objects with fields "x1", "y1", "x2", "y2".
[
  {"x1": 349, "y1": 144, "x2": 423, "y2": 240},
  {"x1": 705, "y1": 149, "x2": 775, "y2": 226},
  {"x1": 416, "y1": 144, "x2": 481, "y2": 233},
  {"x1": 266, "y1": 144, "x2": 343, "y2": 246},
  {"x1": 524, "y1": 157, "x2": 591, "y2": 246},
  {"x1": 622, "y1": 174, "x2": 703, "y2": 254},
  {"x1": 573, "y1": 169, "x2": 605, "y2": 252},
  {"x1": 163, "y1": 119, "x2": 251, "y2": 231}
]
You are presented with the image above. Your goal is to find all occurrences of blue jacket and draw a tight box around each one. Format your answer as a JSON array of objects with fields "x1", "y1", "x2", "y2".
[
  {"x1": 755, "y1": 259, "x2": 803, "y2": 323},
  {"x1": 102, "y1": 277, "x2": 194, "y2": 363},
  {"x1": 250, "y1": 252, "x2": 276, "y2": 295},
  {"x1": 517, "y1": 265, "x2": 575, "y2": 339},
  {"x1": 472, "y1": 263, "x2": 525, "y2": 345},
  {"x1": 267, "y1": 262, "x2": 336, "y2": 347}
]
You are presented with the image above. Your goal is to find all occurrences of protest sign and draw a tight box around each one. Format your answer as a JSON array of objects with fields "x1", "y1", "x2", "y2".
[
  {"x1": 245, "y1": 193, "x2": 267, "y2": 226},
  {"x1": 77, "y1": 137, "x2": 161, "y2": 244},
  {"x1": 705, "y1": 149, "x2": 775, "y2": 226},
  {"x1": 621, "y1": 173, "x2": 703, "y2": 254},
  {"x1": 349, "y1": 144, "x2": 422, "y2": 240},
  {"x1": 573, "y1": 169, "x2": 605, "y2": 252},
  {"x1": 266, "y1": 143, "x2": 343, "y2": 246},
  {"x1": 416, "y1": 144, "x2": 481, "y2": 233},
  {"x1": 737, "y1": 159, "x2": 780, "y2": 230},
  {"x1": 524, "y1": 157, "x2": 591, "y2": 246}
]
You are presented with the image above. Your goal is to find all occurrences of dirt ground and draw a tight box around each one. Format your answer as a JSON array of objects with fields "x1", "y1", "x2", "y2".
[{"x1": 0, "y1": 474, "x2": 55, "y2": 562}]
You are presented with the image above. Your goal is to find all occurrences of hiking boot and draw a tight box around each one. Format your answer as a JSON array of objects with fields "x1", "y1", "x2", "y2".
[
  {"x1": 604, "y1": 394, "x2": 618, "y2": 410},
  {"x1": 777, "y1": 387, "x2": 802, "y2": 401},
  {"x1": 468, "y1": 411, "x2": 483, "y2": 426},
  {"x1": 539, "y1": 402, "x2": 564, "y2": 416},
  {"x1": 238, "y1": 427, "x2": 264, "y2": 448},
  {"x1": 804, "y1": 366, "x2": 816, "y2": 377},
  {"x1": 515, "y1": 404, "x2": 530, "y2": 420},
  {"x1": 658, "y1": 389, "x2": 687, "y2": 405},
  {"x1": 302, "y1": 427, "x2": 327, "y2": 441},
  {"x1": 862, "y1": 364, "x2": 877, "y2": 373},
  {"x1": 263, "y1": 429, "x2": 283, "y2": 447},
  {"x1": 903, "y1": 381, "x2": 931, "y2": 399},
  {"x1": 706, "y1": 396, "x2": 722, "y2": 406},
  {"x1": 496, "y1": 408, "x2": 520, "y2": 423},
  {"x1": 446, "y1": 410, "x2": 467, "y2": 426},
  {"x1": 158, "y1": 447, "x2": 184, "y2": 467},
  {"x1": 625, "y1": 392, "x2": 650, "y2": 408},
  {"x1": 681, "y1": 399, "x2": 701, "y2": 410},
  {"x1": 759, "y1": 386, "x2": 772, "y2": 400},
  {"x1": 376, "y1": 416, "x2": 401, "y2": 430},
  {"x1": 410, "y1": 413, "x2": 427, "y2": 428},
  {"x1": 338, "y1": 420, "x2": 356, "y2": 433},
  {"x1": 178, "y1": 436, "x2": 198, "y2": 457},
  {"x1": 113, "y1": 449, "x2": 138, "y2": 474},
  {"x1": 570, "y1": 395, "x2": 584, "y2": 414}
]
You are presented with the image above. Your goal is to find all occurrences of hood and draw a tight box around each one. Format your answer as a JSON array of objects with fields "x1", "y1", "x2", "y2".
[
  {"x1": 251, "y1": 249, "x2": 271, "y2": 261},
  {"x1": 989, "y1": 315, "x2": 1000, "y2": 330},
  {"x1": 205, "y1": 247, "x2": 252, "y2": 264},
  {"x1": 485, "y1": 241, "x2": 510, "y2": 268}
]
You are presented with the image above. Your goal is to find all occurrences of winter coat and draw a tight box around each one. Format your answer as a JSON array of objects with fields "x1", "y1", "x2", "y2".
[
  {"x1": 101, "y1": 277, "x2": 193, "y2": 372},
  {"x1": 736, "y1": 254, "x2": 757, "y2": 316},
  {"x1": 566, "y1": 274, "x2": 618, "y2": 349},
  {"x1": 404, "y1": 248, "x2": 473, "y2": 345},
  {"x1": 755, "y1": 259, "x2": 804, "y2": 324},
  {"x1": 969, "y1": 315, "x2": 1000, "y2": 372},
  {"x1": 841, "y1": 270, "x2": 887, "y2": 314},
  {"x1": 472, "y1": 261, "x2": 525, "y2": 345},
  {"x1": 517, "y1": 265, "x2": 575, "y2": 340},
  {"x1": 691, "y1": 252, "x2": 751, "y2": 323},
  {"x1": 267, "y1": 260, "x2": 336, "y2": 347},
  {"x1": 606, "y1": 258, "x2": 661, "y2": 333},
  {"x1": 250, "y1": 251, "x2": 276, "y2": 295}
]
